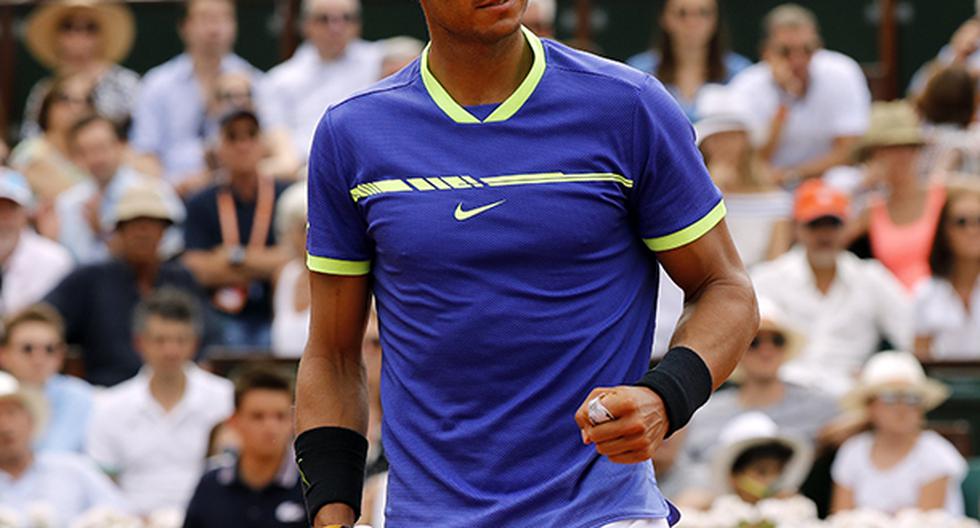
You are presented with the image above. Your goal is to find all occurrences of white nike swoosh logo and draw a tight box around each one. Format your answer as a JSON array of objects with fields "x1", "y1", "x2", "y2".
[{"x1": 454, "y1": 199, "x2": 506, "y2": 221}]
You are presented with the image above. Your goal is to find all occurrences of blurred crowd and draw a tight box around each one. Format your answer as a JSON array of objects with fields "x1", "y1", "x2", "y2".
[{"x1": 0, "y1": 0, "x2": 979, "y2": 526}]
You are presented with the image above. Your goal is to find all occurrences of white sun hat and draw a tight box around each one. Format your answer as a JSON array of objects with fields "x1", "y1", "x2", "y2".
[
  {"x1": 0, "y1": 371, "x2": 48, "y2": 439},
  {"x1": 841, "y1": 351, "x2": 950, "y2": 413},
  {"x1": 711, "y1": 411, "x2": 814, "y2": 496},
  {"x1": 694, "y1": 84, "x2": 754, "y2": 146}
]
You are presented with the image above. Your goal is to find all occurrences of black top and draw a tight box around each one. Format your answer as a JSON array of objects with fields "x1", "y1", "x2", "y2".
[
  {"x1": 43, "y1": 258, "x2": 211, "y2": 386},
  {"x1": 183, "y1": 454, "x2": 306, "y2": 528}
]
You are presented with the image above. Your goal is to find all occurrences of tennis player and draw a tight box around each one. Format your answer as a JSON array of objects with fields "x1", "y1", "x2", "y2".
[{"x1": 294, "y1": 1, "x2": 759, "y2": 527}]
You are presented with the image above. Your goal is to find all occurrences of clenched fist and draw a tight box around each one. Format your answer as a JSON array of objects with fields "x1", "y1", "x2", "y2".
[{"x1": 574, "y1": 386, "x2": 671, "y2": 464}]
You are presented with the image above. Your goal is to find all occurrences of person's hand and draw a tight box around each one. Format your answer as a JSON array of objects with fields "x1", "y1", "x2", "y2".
[
  {"x1": 951, "y1": 18, "x2": 980, "y2": 63},
  {"x1": 83, "y1": 191, "x2": 103, "y2": 235},
  {"x1": 175, "y1": 170, "x2": 212, "y2": 199},
  {"x1": 574, "y1": 386, "x2": 670, "y2": 464},
  {"x1": 765, "y1": 52, "x2": 804, "y2": 98}
]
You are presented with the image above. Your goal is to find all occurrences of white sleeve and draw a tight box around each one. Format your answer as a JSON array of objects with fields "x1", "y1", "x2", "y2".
[
  {"x1": 830, "y1": 436, "x2": 863, "y2": 488},
  {"x1": 913, "y1": 281, "x2": 937, "y2": 335},
  {"x1": 829, "y1": 57, "x2": 871, "y2": 137},
  {"x1": 868, "y1": 261, "x2": 914, "y2": 351},
  {"x1": 918, "y1": 433, "x2": 968, "y2": 485}
]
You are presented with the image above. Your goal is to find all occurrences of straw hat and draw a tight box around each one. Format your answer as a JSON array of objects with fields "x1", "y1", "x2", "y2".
[
  {"x1": 841, "y1": 351, "x2": 950, "y2": 413},
  {"x1": 110, "y1": 181, "x2": 177, "y2": 227},
  {"x1": 856, "y1": 101, "x2": 925, "y2": 159},
  {"x1": 694, "y1": 84, "x2": 753, "y2": 146},
  {"x1": 711, "y1": 412, "x2": 814, "y2": 496},
  {"x1": 25, "y1": 0, "x2": 135, "y2": 69},
  {"x1": 0, "y1": 372, "x2": 49, "y2": 440}
]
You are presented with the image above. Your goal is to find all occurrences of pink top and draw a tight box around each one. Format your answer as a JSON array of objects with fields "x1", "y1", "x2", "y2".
[{"x1": 870, "y1": 185, "x2": 946, "y2": 292}]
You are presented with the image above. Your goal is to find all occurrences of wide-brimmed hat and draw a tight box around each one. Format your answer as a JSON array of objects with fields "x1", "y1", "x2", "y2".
[
  {"x1": 25, "y1": 0, "x2": 135, "y2": 69},
  {"x1": 711, "y1": 412, "x2": 814, "y2": 496},
  {"x1": 694, "y1": 84, "x2": 753, "y2": 146},
  {"x1": 0, "y1": 372, "x2": 49, "y2": 440},
  {"x1": 841, "y1": 351, "x2": 950, "y2": 413},
  {"x1": 856, "y1": 101, "x2": 925, "y2": 160},
  {"x1": 110, "y1": 181, "x2": 177, "y2": 227}
]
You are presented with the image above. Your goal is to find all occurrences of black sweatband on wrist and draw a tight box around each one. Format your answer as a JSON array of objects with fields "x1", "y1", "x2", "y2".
[
  {"x1": 294, "y1": 426, "x2": 369, "y2": 525},
  {"x1": 634, "y1": 346, "x2": 713, "y2": 438}
]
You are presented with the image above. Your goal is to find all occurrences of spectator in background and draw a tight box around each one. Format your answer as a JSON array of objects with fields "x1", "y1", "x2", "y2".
[
  {"x1": 86, "y1": 289, "x2": 233, "y2": 516},
  {"x1": 0, "y1": 371, "x2": 127, "y2": 523},
  {"x1": 843, "y1": 102, "x2": 946, "y2": 293},
  {"x1": 8, "y1": 75, "x2": 93, "y2": 201},
  {"x1": 916, "y1": 66, "x2": 980, "y2": 176},
  {"x1": 694, "y1": 86, "x2": 792, "y2": 266},
  {"x1": 916, "y1": 182, "x2": 980, "y2": 360},
  {"x1": 182, "y1": 369, "x2": 304, "y2": 528},
  {"x1": 0, "y1": 305, "x2": 92, "y2": 453},
  {"x1": 20, "y1": 0, "x2": 139, "y2": 139},
  {"x1": 271, "y1": 181, "x2": 308, "y2": 358},
  {"x1": 752, "y1": 180, "x2": 911, "y2": 396},
  {"x1": 907, "y1": 10, "x2": 980, "y2": 96},
  {"x1": 523, "y1": 0, "x2": 556, "y2": 38},
  {"x1": 831, "y1": 351, "x2": 966, "y2": 516},
  {"x1": 0, "y1": 169, "x2": 72, "y2": 318},
  {"x1": 182, "y1": 109, "x2": 290, "y2": 349},
  {"x1": 260, "y1": 0, "x2": 382, "y2": 160},
  {"x1": 378, "y1": 36, "x2": 425, "y2": 79},
  {"x1": 729, "y1": 3, "x2": 870, "y2": 186},
  {"x1": 130, "y1": 0, "x2": 261, "y2": 197},
  {"x1": 627, "y1": 0, "x2": 751, "y2": 121},
  {"x1": 58, "y1": 114, "x2": 184, "y2": 264},
  {"x1": 45, "y1": 182, "x2": 205, "y2": 386}
]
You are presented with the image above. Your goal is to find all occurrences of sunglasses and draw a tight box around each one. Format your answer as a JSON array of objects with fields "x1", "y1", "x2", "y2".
[
  {"x1": 309, "y1": 12, "x2": 359, "y2": 25},
  {"x1": 217, "y1": 90, "x2": 252, "y2": 103},
  {"x1": 876, "y1": 391, "x2": 923, "y2": 407},
  {"x1": 775, "y1": 43, "x2": 818, "y2": 58},
  {"x1": 58, "y1": 19, "x2": 100, "y2": 34},
  {"x1": 750, "y1": 332, "x2": 787, "y2": 349},
  {"x1": 949, "y1": 215, "x2": 980, "y2": 229},
  {"x1": 223, "y1": 127, "x2": 260, "y2": 142},
  {"x1": 17, "y1": 343, "x2": 62, "y2": 356},
  {"x1": 669, "y1": 7, "x2": 716, "y2": 19}
]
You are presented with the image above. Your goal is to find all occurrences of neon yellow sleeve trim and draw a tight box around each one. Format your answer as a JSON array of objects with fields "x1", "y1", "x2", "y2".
[
  {"x1": 643, "y1": 201, "x2": 727, "y2": 252},
  {"x1": 306, "y1": 253, "x2": 371, "y2": 276}
]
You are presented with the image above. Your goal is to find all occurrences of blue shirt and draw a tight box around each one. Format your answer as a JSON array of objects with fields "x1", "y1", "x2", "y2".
[
  {"x1": 307, "y1": 27, "x2": 724, "y2": 528},
  {"x1": 34, "y1": 374, "x2": 94, "y2": 453}
]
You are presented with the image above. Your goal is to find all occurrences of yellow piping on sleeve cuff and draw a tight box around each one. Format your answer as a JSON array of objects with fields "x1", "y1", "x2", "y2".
[
  {"x1": 306, "y1": 253, "x2": 371, "y2": 276},
  {"x1": 643, "y1": 201, "x2": 727, "y2": 252}
]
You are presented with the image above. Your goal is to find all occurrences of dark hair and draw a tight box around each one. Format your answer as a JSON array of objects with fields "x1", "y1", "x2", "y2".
[
  {"x1": 180, "y1": 0, "x2": 235, "y2": 23},
  {"x1": 132, "y1": 288, "x2": 203, "y2": 336},
  {"x1": 929, "y1": 184, "x2": 980, "y2": 279},
  {"x1": 2, "y1": 304, "x2": 65, "y2": 346},
  {"x1": 67, "y1": 113, "x2": 123, "y2": 147},
  {"x1": 916, "y1": 66, "x2": 976, "y2": 128},
  {"x1": 37, "y1": 76, "x2": 94, "y2": 133},
  {"x1": 233, "y1": 368, "x2": 293, "y2": 410},
  {"x1": 731, "y1": 441, "x2": 794, "y2": 475},
  {"x1": 654, "y1": 0, "x2": 729, "y2": 86}
]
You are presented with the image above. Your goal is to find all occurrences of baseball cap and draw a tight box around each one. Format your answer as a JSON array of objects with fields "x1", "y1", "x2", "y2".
[
  {"x1": 0, "y1": 168, "x2": 34, "y2": 209},
  {"x1": 218, "y1": 107, "x2": 261, "y2": 130},
  {"x1": 111, "y1": 181, "x2": 177, "y2": 227},
  {"x1": 0, "y1": 371, "x2": 48, "y2": 436},
  {"x1": 793, "y1": 179, "x2": 850, "y2": 223}
]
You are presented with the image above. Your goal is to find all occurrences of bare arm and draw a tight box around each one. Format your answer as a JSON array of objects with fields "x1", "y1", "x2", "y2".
[
  {"x1": 917, "y1": 476, "x2": 950, "y2": 511},
  {"x1": 764, "y1": 218, "x2": 794, "y2": 262},
  {"x1": 830, "y1": 483, "x2": 856, "y2": 513},
  {"x1": 792, "y1": 136, "x2": 861, "y2": 181},
  {"x1": 295, "y1": 272, "x2": 372, "y2": 526},
  {"x1": 914, "y1": 335, "x2": 934, "y2": 361},
  {"x1": 182, "y1": 247, "x2": 290, "y2": 288}
]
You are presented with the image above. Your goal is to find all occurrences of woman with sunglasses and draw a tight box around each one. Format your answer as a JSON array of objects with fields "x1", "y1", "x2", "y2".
[
  {"x1": 915, "y1": 182, "x2": 980, "y2": 360},
  {"x1": 20, "y1": 0, "x2": 139, "y2": 139},
  {"x1": 626, "y1": 0, "x2": 750, "y2": 121},
  {"x1": 831, "y1": 351, "x2": 966, "y2": 516}
]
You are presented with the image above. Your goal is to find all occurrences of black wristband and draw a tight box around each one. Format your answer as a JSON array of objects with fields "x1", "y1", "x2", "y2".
[
  {"x1": 294, "y1": 426, "x2": 369, "y2": 525},
  {"x1": 634, "y1": 346, "x2": 713, "y2": 438}
]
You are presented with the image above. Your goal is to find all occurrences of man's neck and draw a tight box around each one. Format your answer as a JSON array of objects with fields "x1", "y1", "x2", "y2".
[
  {"x1": 875, "y1": 428, "x2": 919, "y2": 451},
  {"x1": 806, "y1": 254, "x2": 838, "y2": 294},
  {"x1": 149, "y1": 368, "x2": 188, "y2": 412},
  {"x1": 230, "y1": 171, "x2": 259, "y2": 201},
  {"x1": 0, "y1": 452, "x2": 32, "y2": 480},
  {"x1": 128, "y1": 259, "x2": 161, "y2": 294},
  {"x1": 238, "y1": 449, "x2": 285, "y2": 490},
  {"x1": 426, "y1": 28, "x2": 531, "y2": 106},
  {"x1": 674, "y1": 45, "x2": 708, "y2": 68},
  {"x1": 190, "y1": 50, "x2": 225, "y2": 77},
  {"x1": 738, "y1": 377, "x2": 785, "y2": 407}
]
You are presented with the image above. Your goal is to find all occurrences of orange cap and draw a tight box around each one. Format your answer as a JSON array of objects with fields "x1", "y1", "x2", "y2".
[{"x1": 793, "y1": 179, "x2": 850, "y2": 223}]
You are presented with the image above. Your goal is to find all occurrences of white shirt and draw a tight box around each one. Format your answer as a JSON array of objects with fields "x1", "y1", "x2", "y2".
[
  {"x1": 0, "y1": 451, "x2": 129, "y2": 526},
  {"x1": 1, "y1": 230, "x2": 72, "y2": 317},
  {"x1": 915, "y1": 276, "x2": 980, "y2": 360},
  {"x1": 725, "y1": 190, "x2": 793, "y2": 268},
  {"x1": 728, "y1": 50, "x2": 871, "y2": 169},
  {"x1": 832, "y1": 431, "x2": 967, "y2": 516},
  {"x1": 85, "y1": 363, "x2": 233, "y2": 514},
  {"x1": 752, "y1": 248, "x2": 912, "y2": 396},
  {"x1": 272, "y1": 259, "x2": 310, "y2": 358},
  {"x1": 259, "y1": 41, "x2": 383, "y2": 159}
]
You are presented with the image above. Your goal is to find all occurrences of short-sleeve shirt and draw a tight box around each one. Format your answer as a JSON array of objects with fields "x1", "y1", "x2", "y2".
[
  {"x1": 832, "y1": 431, "x2": 967, "y2": 516},
  {"x1": 915, "y1": 276, "x2": 980, "y2": 360},
  {"x1": 306, "y1": 28, "x2": 724, "y2": 528}
]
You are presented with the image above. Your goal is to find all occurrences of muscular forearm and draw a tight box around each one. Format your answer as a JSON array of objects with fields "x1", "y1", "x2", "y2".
[{"x1": 295, "y1": 353, "x2": 369, "y2": 435}]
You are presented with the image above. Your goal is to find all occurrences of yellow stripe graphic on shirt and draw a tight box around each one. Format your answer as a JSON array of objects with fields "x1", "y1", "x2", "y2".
[{"x1": 348, "y1": 172, "x2": 633, "y2": 203}]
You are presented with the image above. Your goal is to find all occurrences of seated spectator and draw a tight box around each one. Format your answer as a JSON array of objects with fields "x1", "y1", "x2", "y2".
[
  {"x1": 844, "y1": 101, "x2": 946, "y2": 292},
  {"x1": 130, "y1": 0, "x2": 261, "y2": 195},
  {"x1": 8, "y1": 74, "x2": 93, "y2": 200},
  {"x1": 695, "y1": 86, "x2": 792, "y2": 266},
  {"x1": 182, "y1": 369, "x2": 304, "y2": 527},
  {"x1": 0, "y1": 371, "x2": 127, "y2": 523},
  {"x1": 259, "y1": 0, "x2": 382, "y2": 160},
  {"x1": 45, "y1": 182, "x2": 206, "y2": 386},
  {"x1": 907, "y1": 14, "x2": 980, "y2": 96},
  {"x1": 0, "y1": 304, "x2": 92, "y2": 453},
  {"x1": 831, "y1": 351, "x2": 967, "y2": 516},
  {"x1": 0, "y1": 169, "x2": 72, "y2": 318},
  {"x1": 916, "y1": 181, "x2": 980, "y2": 360},
  {"x1": 710, "y1": 412, "x2": 814, "y2": 506},
  {"x1": 182, "y1": 109, "x2": 291, "y2": 349},
  {"x1": 378, "y1": 36, "x2": 425, "y2": 79},
  {"x1": 20, "y1": 0, "x2": 139, "y2": 139},
  {"x1": 728, "y1": 3, "x2": 870, "y2": 186},
  {"x1": 662, "y1": 297, "x2": 838, "y2": 507},
  {"x1": 626, "y1": 0, "x2": 751, "y2": 120},
  {"x1": 752, "y1": 180, "x2": 912, "y2": 396},
  {"x1": 271, "y1": 181, "x2": 308, "y2": 358},
  {"x1": 58, "y1": 114, "x2": 184, "y2": 264},
  {"x1": 523, "y1": 0, "x2": 556, "y2": 38},
  {"x1": 86, "y1": 289, "x2": 233, "y2": 516},
  {"x1": 916, "y1": 66, "x2": 980, "y2": 176}
]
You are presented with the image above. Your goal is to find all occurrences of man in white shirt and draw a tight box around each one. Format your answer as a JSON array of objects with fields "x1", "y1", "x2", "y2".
[
  {"x1": 259, "y1": 0, "x2": 382, "y2": 159},
  {"x1": 86, "y1": 288, "x2": 233, "y2": 515},
  {"x1": 0, "y1": 169, "x2": 72, "y2": 317},
  {"x1": 728, "y1": 4, "x2": 870, "y2": 185},
  {"x1": 752, "y1": 180, "x2": 911, "y2": 397}
]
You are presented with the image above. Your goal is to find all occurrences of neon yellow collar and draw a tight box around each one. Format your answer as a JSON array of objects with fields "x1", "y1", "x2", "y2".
[{"x1": 420, "y1": 26, "x2": 546, "y2": 124}]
